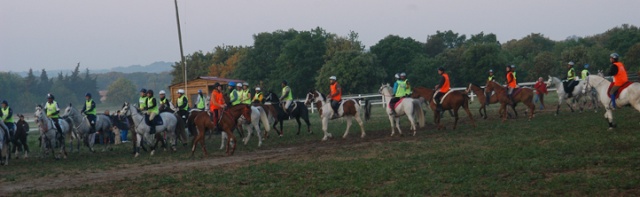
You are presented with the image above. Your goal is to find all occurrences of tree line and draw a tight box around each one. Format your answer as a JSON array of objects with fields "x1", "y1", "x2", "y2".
[{"x1": 171, "y1": 24, "x2": 640, "y2": 99}]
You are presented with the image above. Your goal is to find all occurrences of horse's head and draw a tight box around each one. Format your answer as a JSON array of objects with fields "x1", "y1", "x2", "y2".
[
  {"x1": 484, "y1": 81, "x2": 498, "y2": 94},
  {"x1": 264, "y1": 91, "x2": 278, "y2": 103},
  {"x1": 378, "y1": 83, "x2": 392, "y2": 96},
  {"x1": 241, "y1": 105, "x2": 252, "y2": 124},
  {"x1": 63, "y1": 103, "x2": 75, "y2": 118},
  {"x1": 120, "y1": 102, "x2": 131, "y2": 116},
  {"x1": 304, "y1": 90, "x2": 322, "y2": 106}
]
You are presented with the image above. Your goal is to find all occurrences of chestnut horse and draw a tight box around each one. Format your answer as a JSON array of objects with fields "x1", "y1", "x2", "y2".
[
  {"x1": 411, "y1": 86, "x2": 475, "y2": 130},
  {"x1": 190, "y1": 104, "x2": 252, "y2": 156},
  {"x1": 484, "y1": 81, "x2": 535, "y2": 122},
  {"x1": 465, "y1": 83, "x2": 515, "y2": 119}
]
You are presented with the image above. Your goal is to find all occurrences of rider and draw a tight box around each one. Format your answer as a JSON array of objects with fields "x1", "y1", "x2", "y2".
[
  {"x1": 392, "y1": 73, "x2": 400, "y2": 96},
  {"x1": 581, "y1": 64, "x2": 590, "y2": 80},
  {"x1": 389, "y1": 72, "x2": 411, "y2": 116},
  {"x1": 45, "y1": 94, "x2": 63, "y2": 139},
  {"x1": 145, "y1": 90, "x2": 159, "y2": 134},
  {"x1": 80, "y1": 93, "x2": 97, "y2": 134},
  {"x1": 329, "y1": 76, "x2": 342, "y2": 119},
  {"x1": 209, "y1": 83, "x2": 226, "y2": 130},
  {"x1": 194, "y1": 89, "x2": 206, "y2": 110},
  {"x1": 564, "y1": 61, "x2": 578, "y2": 98},
  {"x1": 506, "y1": 65, "x2": 517, "y2": 106},
  {"x1": 139, "y1": 88, "x2": 147, "y2": 111},
  {"x1": 176, "y1": 89, "x2": 189, "y2": 122},
  {"x1": 158, "y1": 90, "x2": 170, "y2": 112},
  {"x1": 229, "y1": 82, "x2": 243, "y2": 106},
  {"x1": 434, "y1": 67, "x2": 450, "y2": 112},
  {"x1": 488, "y1": 69, "x2": 495, "y2": 82},
  {"x1": 241, "y1": 82, "x2": 252, "y2": 105},
  {"x1": 280, "y1": 80, "x2": 293, "y2": 114},
  {"x1": 608, "y1": 53, "x2": 628, "y2": 109},
  {"x1": 252, "y1": 87, "x2": 263, "y2": 104},
  {"x1": 1, "y1": 100, "x2": 14, "y2": 134}
]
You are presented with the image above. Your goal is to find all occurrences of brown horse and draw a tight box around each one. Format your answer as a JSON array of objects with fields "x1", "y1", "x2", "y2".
[
  {"x1": 413, "y1": 86, "x2": 475, "y2": 130},
  {"x1": 484, "y1": 81, "x2": 535, "y2": 122},
  {"x1": 465, "y1": 83, "x2": 516, "y2": 119},
  {"x1": 190, "y1": 104, "x2": 252, "y2": 157}
]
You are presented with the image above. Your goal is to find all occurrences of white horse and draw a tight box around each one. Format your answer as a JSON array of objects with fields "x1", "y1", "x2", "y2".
[
  {"x1": 63, "y1": 104, "x2": 112, "y2": 152},
  {"x1": 547, "y1": 76, "x2": 587, "y2": 115},
  {"x1": 120, "y1": 102, "x2": 178, "y2": 157},
  {"x1": 34, "y1": 105, "x2": 70, "y2": 159},
  {"x1": 304, "y1": 90, "x2": 369, "y2": 141},
  {"x1": 220, "y1": 105, "x2": 271, "y2": 149},
  {"x1": 378, "y1": 84, "x2": 425, "y2": 136},
  {"x1": 0, "y1": 121, "x2": 10, "y2": 165},
  {"x1": 584, "y1": 75, "x2": 640, "y2": 130}
]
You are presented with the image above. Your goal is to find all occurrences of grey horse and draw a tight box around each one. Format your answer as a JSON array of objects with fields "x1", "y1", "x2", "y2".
[
  {"x1": 63, "y1": 104, "x2": 113, "y2": 152},
  {"x1": 120, "y1": 102, "x2": 178, "y2": 157},
  {"x1": 35, "y1": 105, "x2": 70, "y2": 159}
]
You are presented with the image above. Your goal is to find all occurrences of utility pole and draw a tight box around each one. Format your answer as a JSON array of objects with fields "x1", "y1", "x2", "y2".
[{"x1": 174, "y1": 0, "x2": 187, "y2": 98}]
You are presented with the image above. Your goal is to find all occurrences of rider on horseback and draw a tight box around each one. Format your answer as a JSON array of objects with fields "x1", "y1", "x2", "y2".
[
  {"x1": 581, "y1": 64, "x2": 590, "y2": 80},
  {"x1": 158, "y1": 90, "x2": 170, "y2": 112},
  {"x1": 145, "y1": 90, "x2": 159, "y2": 134},
  {"x1": 241, "y1": 83, "x2": 252, "y2": 105},
  {"x1": 389, "y1": 72, "x2": 411, "y2": 116},
  {"x1": 329, "y1": 76, "x2": 342, "y2": 119},
  {"x1": 1, "y1": 100, "x2": 15, "y2": 135},
  {"x1": 139, "y1": 89, "x2": 147, "y2": 111},
  {"x1": 80, "y1": 93, "x2": 97, "y2": 134},
  {"x1": 252, "y1": 87, "x2": 263, "y2": 104},
  {"x1": 506, "y1": 65, "x2": 517, "y2": 107},
  {"x1": 280, "y1": 80, "x2": 293, "y2": 115},
  {"x1": 176, "y1": 89, "x2": 189, "y2": 122},
  {"x1": 392, "y1": 73, "x2": 400, "y2": 96},
  {"x1": 194, "y1": 89, "x2": 206, "y2": 110},
  {"x1": 209, "y1": 83, "x2": 226, "y2": 131},
  {"x1": 608, "y1": 53, "x2": 628, "y2": 109},
  {"x1": 434, "y1": 67, "x2": 450, "y2": 112},
  {"x1": 564, "y1": 61, "x2": 578, "y2": 98},
  {"x1": 45, "y1": 94, "x2": 63, "y2": 140}
]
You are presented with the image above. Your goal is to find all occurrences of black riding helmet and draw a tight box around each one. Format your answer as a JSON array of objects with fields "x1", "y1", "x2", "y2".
[
  {"x1": 282, "y1": 80, "x2": 288, "y2": 85},
  {"x1": 213, "y1": 82, "x2": 221, "y2": 88},
  {"x1": 140, "y1": 88, "x2": 147, "y2": 93},
  {"x1": 438, "y1": 67, "x2": 445, "y2": 72},
  {"x1": 147, "y1": 89, "x2": 154, "y2": 96}
]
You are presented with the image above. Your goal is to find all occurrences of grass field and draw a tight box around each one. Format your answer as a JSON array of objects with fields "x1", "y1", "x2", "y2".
[{"x1": 2, "y1": 92, "x2": 640, "y2": 196}]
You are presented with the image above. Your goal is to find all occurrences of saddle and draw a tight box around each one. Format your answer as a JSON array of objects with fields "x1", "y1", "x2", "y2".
[
  {"x1": 331, "y1": 100, "x2": 342, "y2": 112},
  {"x1": 144, "y1": 114, "x2": 164, "y2": 126},
  {"x1": 505, "y1": 87, "x2": 523, "y2": 97},
  {"x1": 431, "y1": 90, "x2": 453, "y2": 104},
  {"x1": 388, "y1": 98, "x2": 405, "y2": 111},
  {"x1": 607, "y1": 81, "x2": 633, "y2": 97},
  {"x1": 563, "y1": 80, "x2": 579, "y2": 92}
]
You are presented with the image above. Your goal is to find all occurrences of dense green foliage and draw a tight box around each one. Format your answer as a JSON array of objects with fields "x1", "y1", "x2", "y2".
[{"x1": 171, "y1": 24, "x2": 640, "y2": 98}]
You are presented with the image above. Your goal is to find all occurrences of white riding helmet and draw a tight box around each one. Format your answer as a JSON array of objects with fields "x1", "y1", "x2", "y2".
[
  {"x1": 255, "y1": 87, "x2": 261, "y2": 91},
  {"x1": 400, "y1": 72, "x2": 406, "y2": 77},
  {"x1": 159, "y1": 90, "x2": 166, "y2": 95},
  {"x1": 568, "y1": 61, "x2": 575, "y2": 66},
  {"x1": 329, "y1": 76, "x2": 336, "y2": 80},
  {"x1": 177, "y1": 89, "x2": 185, "y2": 94},
  {"x1": 243, "y1": 82, "x2": 249, "y2": 86},
  {"x1": 236, "y1": 83, "x2": 243, "y2": 87},
  {"x1": 394, "y1": 73, "x2": 399, "y2": 79}
]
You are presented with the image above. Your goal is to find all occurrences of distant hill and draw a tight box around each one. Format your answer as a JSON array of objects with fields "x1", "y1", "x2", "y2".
[{"x1": 15, "y1": 61, "x2": 174, "y2": 77}]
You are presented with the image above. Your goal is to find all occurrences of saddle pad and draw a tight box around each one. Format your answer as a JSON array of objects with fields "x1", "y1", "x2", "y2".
[
  {"x1": 145, "y1": 114, "x2": 164, "y2": 125},
  {"x1": 607, "y1": 81, "x2": 633, "y2": 96},
  {"x1": 432, "y1": 90, "x2": 454, "y2": 103},
  {"x1": 390, "y1": 98, "x2": 405, "y2": 110}
]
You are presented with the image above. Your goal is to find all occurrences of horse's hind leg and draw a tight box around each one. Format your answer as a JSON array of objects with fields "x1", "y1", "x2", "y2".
[
  {"x1": 342, "y1": 116, "x2": 352, "y2": 139},
  {"x1": 355, "y1": 114, "x2": 366, "y2": 138},
  {"x1": 295, "y1": 117, "x2": 302, "y2": 135}
]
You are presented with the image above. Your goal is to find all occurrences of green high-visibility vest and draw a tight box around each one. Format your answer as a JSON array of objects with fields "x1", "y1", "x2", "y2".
[
  {"x1": 1, "y1": 107, "x2": 13, "y2": 123},
  {"x1": 46, "y1": 101, "x2": 59, "y2": 118},
  {"x1": 488, "y1": 75, "x2": 494, "y2": 82},
  {"x1": 253, "y1": 92, "x2": 262, "y2": 102},
  {"x1": 581, "y1": 69, "x2": 589, "y2": 79},
  {"x1": 147, "y1": 97, "x2": 159, "y2": 113},
  {"x1": 196, "y1": 95, "x2": 205, "y2": 109},
  {"x1": 230, "y1": 89, "x2": 242, "y2": 105},
  {"x1": 242, "y1": 90, "x2": 251, "y2": 104},
  {"x1": 139, "y1": 96, "x2": 147, "y2": 110},
  {"x1": 567, "y1": 68, "x2": 575, "y2": 80},
  {"x1": 512, "y1": 71, "x2": 517, "y2": 80},
  {"x1": 85, "y1": 99, "x2": 96, "y2": 115},
  {"x1": 282, "y1": 86, "x2": 292, "y2": 101},
  {"x1": 395, "y1": 80, "x2": 410, "y2": 97},
  {"x1": 177, "y1": 95, "x2": 188, "y2": 110}
]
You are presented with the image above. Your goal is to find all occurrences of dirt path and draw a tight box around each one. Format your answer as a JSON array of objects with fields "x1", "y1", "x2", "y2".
[{"x1": 0, "y1": 129, "x2": 419, "y2": 195}]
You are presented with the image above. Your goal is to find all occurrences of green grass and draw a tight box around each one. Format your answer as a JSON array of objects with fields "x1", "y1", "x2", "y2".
[{"x1": 6, "y1": 92, "x2": 640, "y2": 196}]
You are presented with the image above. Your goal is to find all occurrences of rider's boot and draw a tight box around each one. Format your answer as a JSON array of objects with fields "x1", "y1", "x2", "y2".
[{"x1": 436, "y1": 103, "x2": 443, "y2": 112}]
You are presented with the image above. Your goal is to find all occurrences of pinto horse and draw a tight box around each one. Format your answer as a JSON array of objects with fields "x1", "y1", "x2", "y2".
[
  {"x1": 411, "y1": 86, "x2": 474, "y2": 130},
  {"x1": 190, "y1": 104, "x2": 252, "y2": 156},
  {"x1": 584, "y1": 75, "x2": 640, "y2": 130},
  {"x1": 484, "y1": 81, "x2": 535, "y2": 122},
  {"x1": 379, "y1": 84, "x2": 424, "y2": 136},
  {"x1": 465, "y1": 83, "x2": 515, "y2": 119},
  {"x1": 305, "y1": 89, "x2": 370, "y2": 141}
]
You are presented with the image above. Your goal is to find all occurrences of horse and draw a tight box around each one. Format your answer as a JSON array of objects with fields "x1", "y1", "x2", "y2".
[
  {"x1": 12, "y1": 115, "x2": 29, "y2": 159},
  {"x1": 465, "y1": 83, "x2": 516, "y2": 119},
  {"x1": 0, "y1": 121, "x2": 10, "y2": 165},
  {"x1": 378, "y1": 84, "x2": 425, "y2": 136},
  {"x1": 120, "y1": 102, "x2": 179, "y2": 157},
  {"x1": 62, "y1": 104, "x2": 113, "y2": 152},
  {"x1": 584, "y1": 75, "x2": 640, "y2": 130},
  {"x1": 190, "y1": 104, "x2": 252, "y2": 156},
  {"x1": 547, "y1": 76, "x2": 587, "y2": 115},
  {"x1": 263, "y1": 91, "x2": 311, "y2": 136},
  {"x1": 305, "y1": 89, "x2": 370, "y2": 141},
  {"x1": 484, "y1": 81, "x2": 535, "y2": 122},
  {"x1": 34, "y1": 105, "x2": 70, "y2": 159},
  {"x1": 221, "y1": 105, "x2": 271, "y2": 148}
]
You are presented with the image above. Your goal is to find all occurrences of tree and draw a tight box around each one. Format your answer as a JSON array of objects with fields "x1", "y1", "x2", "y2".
[
  {"x1": 530, "y1": 52, "x2": 559, "y2": 80},
  {"x1": 315, "y1": 51, "x2": 384, "y2": 94},
  {"x1": 208, "y1": 46, "x2": 247, "y2": 78},
  {"x1": 170, "y1": 51, "x2": 214, "y2": 84},
  {"x1": 624, "y1": 43, "x2": 640, "y2": 72},
  {"x1": 106, "y1": 77, "x2": 137, "y2": 105},
  {"x1": 370, "y1": 35, "x2": 424, "y2": 75},
  {"x1": 424, "y1": 30, "x2": 467, "y2": 57}
]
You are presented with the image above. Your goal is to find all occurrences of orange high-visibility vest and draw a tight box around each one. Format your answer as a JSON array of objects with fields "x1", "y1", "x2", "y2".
[
  {"x1": 613, "y1": 62, "x2": 628, "y2": 86},
  {"x1": 440, "y1": 73, "x2": 450, "y2": 93},
  {"x1": 330, "y1": 83, "x2": 342, "y2": 101},
  {"x1": 507, "y1": 71, "x2": 517, "y2": 88}
]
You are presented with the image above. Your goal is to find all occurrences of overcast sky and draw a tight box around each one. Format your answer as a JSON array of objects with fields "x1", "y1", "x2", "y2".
[{"x1": 1, "y1": 0, "x2": 638, "y2": 72}]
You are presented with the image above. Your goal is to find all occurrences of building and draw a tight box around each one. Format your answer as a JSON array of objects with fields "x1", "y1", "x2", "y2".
[{"x1": 168, "y1": 76, "x2": 245, "y2": 107}]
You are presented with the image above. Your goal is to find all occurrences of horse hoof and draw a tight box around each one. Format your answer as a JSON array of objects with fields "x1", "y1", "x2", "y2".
[
  {"x1": 134, "y1": 153, "x2": 140, "y2": 157},
  {"x1": 150, "y1": 150, "x2": 155, "y2": 156},
  {"x1": 361, "y1": 134, "x2": 366, "y2": 138}
]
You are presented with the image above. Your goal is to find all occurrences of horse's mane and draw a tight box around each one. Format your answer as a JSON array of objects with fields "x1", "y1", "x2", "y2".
[{"x1": 470, "y1": 83, "x2": 483, "y2": 89}]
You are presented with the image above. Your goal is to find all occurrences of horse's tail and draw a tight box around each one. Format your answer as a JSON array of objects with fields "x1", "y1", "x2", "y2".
[
  {"x1": 364, "y1": 99, "x2": 371, "y2": 121},
  {"x1": 257, "y1": 106, "x2": 271, "y2": 132},
  {"x1": 413, "y1": 100, "x2": 425, "y2": 128}
]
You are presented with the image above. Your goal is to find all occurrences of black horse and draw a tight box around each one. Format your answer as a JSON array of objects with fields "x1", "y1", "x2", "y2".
[
  {"x1": 263, "y1": 91, "x2": 311, "y2": 136},
  {"x1": 13, "y1": 115, "x2": 29, "y2": 159}
]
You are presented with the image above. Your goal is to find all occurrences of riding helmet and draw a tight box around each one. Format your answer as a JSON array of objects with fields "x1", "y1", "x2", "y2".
[
  {"x1": 229, "y1": 82, "x2": 236, "y2": 87},
  {"x1": 400, "y1": 72, "x2": 406, "y2": 77},
  {"x1": 1, "y1": 100, "x2": 7, "y2": 105},
  {"x1": 489, "y1": 69, "x2": 494, "y2": 73},
  {"x1": 329, "y1": 76, "x2": 337, "y2": 80},
  {"x1": 47, "y1": 94, "x2": 54, "y2": 99},
  {"x1": 236, "y1": 83, "x2": 243, "y2": 87},
  {"x1": 438, "y1": 67, "x2": 445, "y2": 71},
  {"x1": 243, "y1": 82, "x2": 249, "y2": 86},
  {"x1": 584, "y1": 64, "x2": 589, "y2": 69},
  {"x1": 213, "y1": 82, "x2": 220, "y2": 88},
  {"x1": 610, "y1": 53, "x2": 620, "y2": 60},
  {"x1": 147, "y1": 89, "x2": 154, "y2": 95},
  {"x1": 159, "y1": 90, "x2": 166, "y2": 95},
  {"x1": 255, "y1": 87, "x2": 261, "y2": 91},
  {"x1": 140, "y1": 88, "x2": 147, "y2": 93},
  {"x1": 282, "y1": 80, "x2": 288, "y2": 85},
  {"x1": 568, "y1": 61, "x2": 575, "y2": 66},
  {"x1": 85, "y1": 93, "x2": 92, "y2": 98},
  {"x1": 177, "y1": 89, "x2": 185, "y2": 94}
]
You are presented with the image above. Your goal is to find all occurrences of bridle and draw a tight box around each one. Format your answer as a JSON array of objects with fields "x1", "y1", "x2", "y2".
[{"x1": 378, "y1": 85, "x2": 394, "y2": 97}]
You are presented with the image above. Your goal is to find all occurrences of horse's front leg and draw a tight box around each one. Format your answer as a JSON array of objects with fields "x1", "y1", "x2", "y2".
[
  {"x1": 604, "y1": 109, "x2": 616, "y2": 130},
  {"x1": 134, "y1": 133, "x2": 142, "y2": 157}
]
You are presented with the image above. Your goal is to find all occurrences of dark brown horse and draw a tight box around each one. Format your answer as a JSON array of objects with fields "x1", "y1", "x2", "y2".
[
  {"x1": 465, "y1": 83, "x2": 516, "y2": 119},
  {"x1": 484, "y1": 81, "x2": 535, "y2": 122},
  {"x1": 13, "y1": 115, "x2": 29, "y2": 159},
  {"x1": 190, "y1": 104, "x2": 252, "y2": 157},
  {"x1": 411, "y1": 86, "x2": 475, "y2": 130}
]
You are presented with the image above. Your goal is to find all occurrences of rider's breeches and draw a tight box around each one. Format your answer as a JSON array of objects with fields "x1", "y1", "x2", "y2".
[
  {"x1": 284, "y1": 100, "x2": 292, "y2": 111},
  {"x1": 435, "y1": 92, "x2": 445, "y2": 104},
  {"x1": 87, "y1": 114, "x2": 96, "y2": 131},
  {"x1": 609, "y1": 86, "x2": 620, "y2": 96},
  {"x1": 508, "y1": 87, "x2": 514, "y2": 95},
  {"x1": 52, "y1": 118, "x2": 62, "y2": 134}
]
